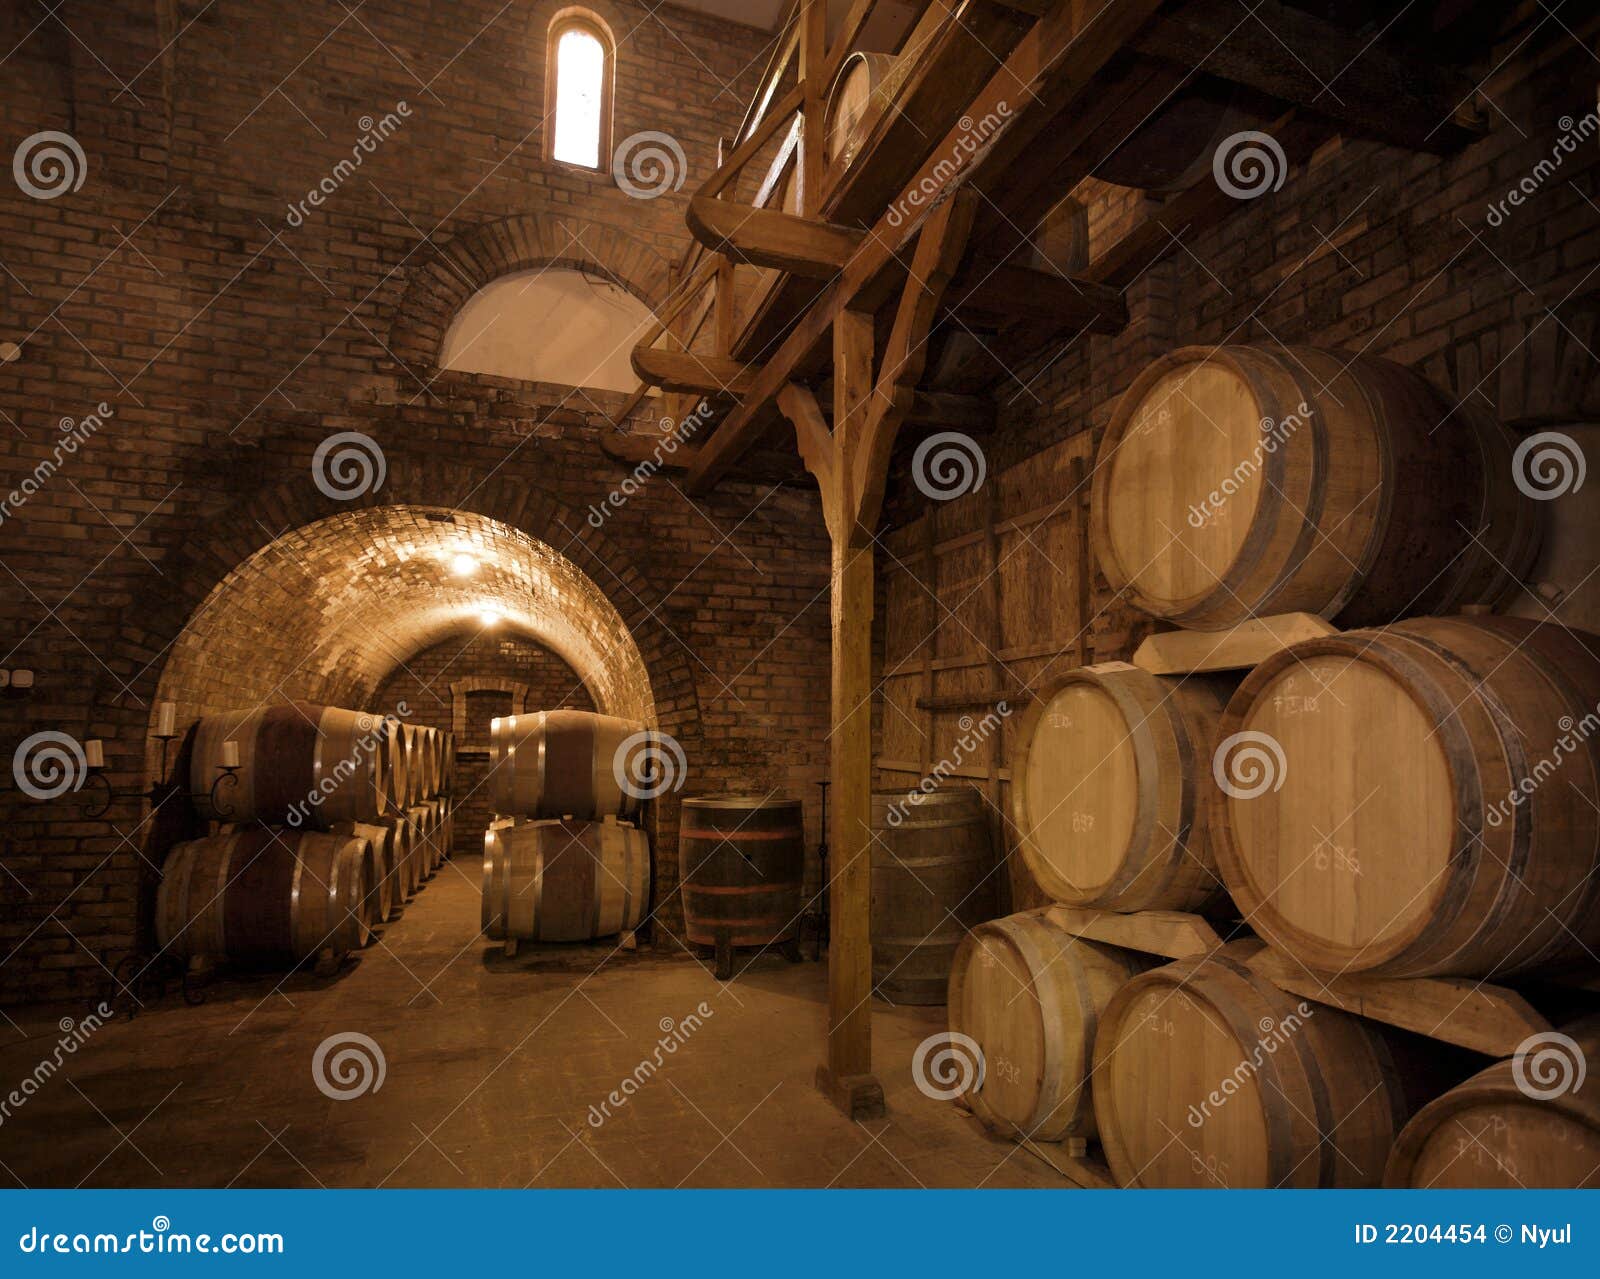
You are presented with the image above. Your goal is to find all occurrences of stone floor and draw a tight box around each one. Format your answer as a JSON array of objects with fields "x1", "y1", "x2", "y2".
[{"x1": 0, "y1": 854, "x2": 1064, "y2": 1189}]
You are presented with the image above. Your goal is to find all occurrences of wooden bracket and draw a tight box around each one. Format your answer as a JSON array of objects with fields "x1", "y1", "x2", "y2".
[
  {"x1": 1042, "y1": 905, "x2": 1223, "y2": 960},
  {"x1": 1132, "y1": 612, "x2": 1339, "y2": 675}
]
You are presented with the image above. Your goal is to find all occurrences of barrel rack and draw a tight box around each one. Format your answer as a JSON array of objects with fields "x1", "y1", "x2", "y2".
[{"x1": 616, "y1": 0, "x2": 1495, "y2": 1120}]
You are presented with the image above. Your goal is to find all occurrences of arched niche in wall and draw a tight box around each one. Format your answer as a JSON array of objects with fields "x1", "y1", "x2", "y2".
[{"x1": 437, "y1": 267, "x2": 655, "y2": 393}]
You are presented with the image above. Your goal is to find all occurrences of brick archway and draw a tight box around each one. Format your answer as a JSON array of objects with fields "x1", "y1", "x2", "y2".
[
  {"x1": 449, "y1": 676, "x2": 531, "y2": 746},
  {"x1": 387, "y1": 212, "x2": 672, "y2": 376}
]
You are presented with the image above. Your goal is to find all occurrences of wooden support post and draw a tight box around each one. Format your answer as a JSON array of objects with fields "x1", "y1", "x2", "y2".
[{"x1": 798, "y1": 0, "x2": 827, "y2": 214}]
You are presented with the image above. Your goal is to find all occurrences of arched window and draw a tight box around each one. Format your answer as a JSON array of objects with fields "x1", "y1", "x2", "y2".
[{"x1": 546, "y1": 11, "x2": 614, "y2": 170}]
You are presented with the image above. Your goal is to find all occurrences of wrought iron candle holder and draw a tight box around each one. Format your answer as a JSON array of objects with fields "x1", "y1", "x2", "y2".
[{"x1": 80, "y1": 733, "x2": 241, "y2": 820}]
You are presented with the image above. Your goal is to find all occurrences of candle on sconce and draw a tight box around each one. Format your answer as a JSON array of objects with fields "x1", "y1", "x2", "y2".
[
  {"x1": 220, "y1": 740, "x2": 240, "y2": 769},
  {"x1": 84, "y1": 739, "x2": 104, "y2": 769},
  {"x1": 155, "y1": 702, "x2": 176, "y2": 738}
]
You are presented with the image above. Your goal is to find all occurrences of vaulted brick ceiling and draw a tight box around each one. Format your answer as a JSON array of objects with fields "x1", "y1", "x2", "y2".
[{"x1": 155, "y1": 506, "x2": 654, "y2": 727}]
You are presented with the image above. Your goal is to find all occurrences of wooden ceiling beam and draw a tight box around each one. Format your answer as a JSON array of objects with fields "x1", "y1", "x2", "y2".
[
  {"x1": 629, "y1": 348, "x2": 756, "y2": 397},
  {"x1": 1132, "y1": 0, "x2": 1485, "y2": 152},
  {"x1": 685, "y1": 0, "x2": 1166, "y2": 495}
]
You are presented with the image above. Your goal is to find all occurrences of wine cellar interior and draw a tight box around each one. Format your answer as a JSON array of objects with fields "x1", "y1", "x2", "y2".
[{"x1": 1, "y1": 0, "x2": 1599, "y2": 1191}]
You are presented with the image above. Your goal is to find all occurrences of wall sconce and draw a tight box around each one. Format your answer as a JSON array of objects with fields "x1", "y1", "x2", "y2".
[{"x1": 79, "y1": 702, "x2": 240, "y2": 820}]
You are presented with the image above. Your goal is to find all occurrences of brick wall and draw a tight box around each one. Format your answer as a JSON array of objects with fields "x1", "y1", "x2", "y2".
[{"x1": 0, "y1": 0, "x2": 834, "y2": 1003}]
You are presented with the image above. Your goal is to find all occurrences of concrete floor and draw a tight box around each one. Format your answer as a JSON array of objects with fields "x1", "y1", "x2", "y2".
[{"x1": 0, "y1": 854, "x2": 1063, "y2": 1189}]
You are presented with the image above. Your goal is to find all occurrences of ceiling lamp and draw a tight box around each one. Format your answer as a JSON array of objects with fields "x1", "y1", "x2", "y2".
[
  {"x1": 479, "y1": 608, "x2": 501, "y2": 628},
  {"x1": 451, "y1": 552, "x2": 478, "y2": 577}
]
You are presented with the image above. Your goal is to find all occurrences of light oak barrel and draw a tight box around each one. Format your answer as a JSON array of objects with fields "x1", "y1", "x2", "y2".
[
  {"x1": 190, "y1": 704, "x2": 395, "y2": 825},
  {"x1": 156, "y1": 829, "x2": 375, "y2": 965},
  {"x1": 870, "y1": 786, "x2": 998, "y2": 1004},
  {"x1": 1385, "y1": 1017, "x2": 1600, "y2": 1188},
  {"x1": 480, "y1": 816, "x2": 518, "y2": 938},
  {"x1": 1011, "y1": 662, "x2": 1229, "y2": 912},
  {"x1": 491, "y1": 819, "x2": 650, "y2": 942},
  {"x1": 1090, "y1": 345, "x2": 1542, "y2": 629},
  {"x1": 331, "y1": 820, "x2": 398, "y2": 923},
  {"x1": 1213, "y1": 616, "x2": 1600, "y2": 978},
  {"x1": 947, "y1": 911, "x2": 1145, "y2": 1141},
  {"x1": 1094, "y1": 952, "x2": 1410, "y2": 1187},
  {"x1": 824, "y1": 52, "x2": 910, "y2": 170},
  {"x1": 680, "y1": 796, "x2": 805, "y2": 949},
  {"x1": 489, "y1": 710, "x2": 643, "y2": 821}
]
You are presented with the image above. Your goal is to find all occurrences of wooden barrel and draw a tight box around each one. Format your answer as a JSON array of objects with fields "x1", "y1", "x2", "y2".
[
  {"x1": 1091, "y1": 346, "x2": 1542, "y2": 630},
  {"x1": 407, "y1": 803, "x2": 438, "y2": 877},
  {"x1": 156, "y1": 829, "x2": 374, "y2": 965},
  {"x1": 948, "y1": 911, "x2": 1144, "y2": 1141},
  {"x1": 869, "y1": 786, "x2": 997, "y2": 1004},
  {"x1": 1094, "y1": 952, "x2": 1409, "y2": 1187},
  {"x1": 190, "y1": 703, "x2": 395, "y2": 825},
  {"x1": 680, "y1": 796, "x2": 804, "y2": 948},
  {"x1": 441, "y1": 735, "x2": 456, "y2": 794},
  {"x1": 331, "y1": 820, "x2": 397, "y2": 923},
  {"x1": 824, "y1": 52, "x2": 909, "y2": 169},
  {"x1": 1012, "y1": 662, "x2": 1229, "y2": 912},
  {"x1": 488, "y1": 819, "x2": 650, "y2": 942},
  {"x1": 489, "y1": 710, "x2": 643, "y2": 821},
  {"x1": 1386, "y1": 1018, "x2": 1600, "y2": 1188},
  {"x1": 480, "y1": 816, "x2": 518, "y2": 937},
  {"x1": 384, "y1": 730, "x2": 409, "y2": 814},
  {"x1": 374, "y1": 813, "x2": 417, "y2": 899},
  {"x1": 1214, "y1": 615, "x2": 1600, "y2": 978}
]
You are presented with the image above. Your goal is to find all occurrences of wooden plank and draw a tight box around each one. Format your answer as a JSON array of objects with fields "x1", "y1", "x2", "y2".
[
  {"x1": 1043, "y1": 904, "x2": 1223, "y2": 961},
  {"x1": 1132, "y1": 0, "x2": 1486, "y2": 152},
  {"x1": 799, "y1": 0, "x2": 827, "y2": 213},
  {"x1": 1247, "y1": 947, "x2": 1554, "y2": 1058},
  {"x1": 1020, "y1": 1136, "x2": 1119, "y2": 1189},
  {"x1": 948, "y1": 259, "x2": 1126, "y2": 330},
  {"x1": 915, "y1": 688, "x2": 1025, "y2": 713},
  {"x1": 630, "y1": 348, "x2": 755, "y2": 397},
  {"x1": 687, "y1": 0, "x2": 1165, "y2": 493},
  {"x1": 877, "y1": 756, "x2": 1012, "y2": 784},
  {"x1": 687, "y1": 196, "x2": 864, "y2": 279},
  {"x1": 1132, "y1": 613, "x2": 1340, "y2": 675}
]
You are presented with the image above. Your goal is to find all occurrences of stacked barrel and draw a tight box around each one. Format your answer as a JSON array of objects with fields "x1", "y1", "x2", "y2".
[
  {"x1": 947, "y1": 345, "x2": 1592, "y2": 1187},
  {"x1": 158, "y1": 705, "x2": 457, "y2": 973},
  {"x1": 480, "y1": 710, "x2": 651, "y2": 947}
]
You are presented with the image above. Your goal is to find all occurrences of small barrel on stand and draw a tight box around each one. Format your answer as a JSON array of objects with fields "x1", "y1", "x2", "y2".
[{"x1": 680, "y1": 795, "x2": 806, "y2": 980}]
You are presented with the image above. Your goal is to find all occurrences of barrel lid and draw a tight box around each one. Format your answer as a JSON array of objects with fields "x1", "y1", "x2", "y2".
[{"x1": 682, "y1": 794, "x2": 799, "y2": 810}]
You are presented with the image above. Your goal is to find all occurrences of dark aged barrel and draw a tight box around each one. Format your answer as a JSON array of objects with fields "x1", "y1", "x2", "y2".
[
  {"x1": 156, "y1": 829, "x2": 375, "y2": 965},
  {"x1": 1091, "y1": 345, "x2": 1542, "y2": 630},
  {"x1": 1386, "y1": 1018, "x2": 1600, "y2": 1188},
  {"x1": 331, "y1": 820, "x2": 398, "y2": 923},
  {"x1": 1213, "y1": 616, "x2": 1600, "y2": 978},
  {"x1": 1012, "y1": 662, "x2": 1229, "y2": 912},
  {"x1": 374, "y1": 812, "x2": 418, "y2": 899},
  {"x1": 489, "y1": 710, "x2": 644, "y2": 821},
  {"x1": 484, "y1": 819, "x2": 650, "y2": 942},
  {"x1": 869, "y1": 787, "x2": 997, "y2": 1004},
  {"x1": 948, "y1": 911, "x2": 1144, "y2": 1141},
  {"x1": 680, "y1": 796, "x2": 805, "y2": 952},
  {"x1": 407, "y1": 804, "x2": 439, "y2": 878},
  {"x1": 191, "y1": 704, "x2": 397, "y2": 825},
  {"x1": 1094, "y1": 952, "x2": 1411, "y2": 1187}
]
